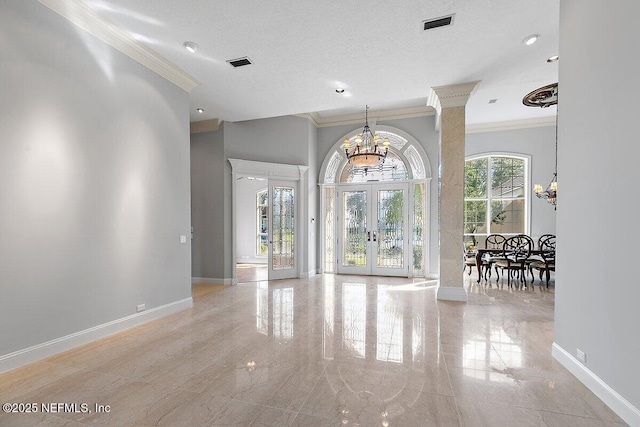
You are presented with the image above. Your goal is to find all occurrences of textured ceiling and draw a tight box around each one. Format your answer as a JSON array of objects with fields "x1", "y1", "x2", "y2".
[{"x1": 85, "y1": 0, "x2": 559, "y2": 125}]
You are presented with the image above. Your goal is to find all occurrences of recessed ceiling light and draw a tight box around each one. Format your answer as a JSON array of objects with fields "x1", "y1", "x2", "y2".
[
  {"x1": 523, "y1": 34, "x2": 540, "y2": 46},
  {"x1": 183, "y1": 41, "x2": 198, "y2": 53},
  {"x1": 335, "y1": 88, "x2": 345, "y2": 94},
  {"x1": 196, "y1": 108, "x2": 204, "y2": 113},
  {"x1": 547, "y1": 55, "x2": 559, "y2": 63}
]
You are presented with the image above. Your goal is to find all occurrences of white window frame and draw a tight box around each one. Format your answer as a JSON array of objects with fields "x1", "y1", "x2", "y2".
[{"x1": 464, "y1": 153, "x2": 531, "y2": 243}]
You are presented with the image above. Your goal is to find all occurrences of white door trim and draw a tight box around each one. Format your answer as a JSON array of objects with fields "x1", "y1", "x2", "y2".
[{"x1": 229, "y1": 159, "x2": 308, "y2": 284}]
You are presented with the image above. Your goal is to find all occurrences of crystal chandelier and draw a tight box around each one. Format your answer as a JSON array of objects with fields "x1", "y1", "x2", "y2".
[
  {"x1": 523, "y1": 83, "x2": 558, "y2": 209},
  {"x1": 342, "y1": 105, "x2": 390, "y2": 173}
]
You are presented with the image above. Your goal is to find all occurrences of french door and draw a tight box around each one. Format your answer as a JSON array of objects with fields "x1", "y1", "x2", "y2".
[
  {"x1": 337, "y1": 183, "x2": 409, "y2": 276},
  {"x1": 268, "y1": 180, "x2": 297, "y2": 280}
]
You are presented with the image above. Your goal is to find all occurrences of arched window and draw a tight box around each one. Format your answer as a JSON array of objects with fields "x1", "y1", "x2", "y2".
[
  {"x1": 322, "y1": 129, "x2": 428, "y2": 184},
  {"x1": 464, "y1": 154, "x2": 529, "y2": 249}
]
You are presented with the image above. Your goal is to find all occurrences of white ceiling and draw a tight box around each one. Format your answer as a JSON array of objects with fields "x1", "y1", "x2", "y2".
[{"x1": 84, "y1": 0, "x2": 559, "y2": 126}]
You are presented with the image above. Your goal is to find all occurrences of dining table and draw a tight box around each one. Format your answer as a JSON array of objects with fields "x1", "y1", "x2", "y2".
[{"x1": 474, "y1": 248, "x2": 553, "y2": 283}]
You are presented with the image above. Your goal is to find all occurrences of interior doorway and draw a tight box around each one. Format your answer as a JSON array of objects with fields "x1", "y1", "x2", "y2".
[{"x1": 230, "y1": 159, "x2": 308, "y2": 284}]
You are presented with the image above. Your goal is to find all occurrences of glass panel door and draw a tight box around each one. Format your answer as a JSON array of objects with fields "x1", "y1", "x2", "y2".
[
  {"x1": 337, "y1": 183, "x2": 408, "y2": 276},
  {"x1": 372, "y1": 185, "x2": 407, "y2": 276},
  {"x1": 338, "y1": 188, "x2": 370, "y2": 275},
  {"x1": 268, "y1": 180, "x2": 297, "y2": 280}
]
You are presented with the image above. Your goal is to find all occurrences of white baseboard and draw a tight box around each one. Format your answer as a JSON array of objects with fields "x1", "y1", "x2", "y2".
[
  {"x1": 236, "y1": 258, "x2": 267, "y2": 264},
  {"x1": 0, "y1": 298, "x2": 193, "y2": 375},
  {"x1": 552, "y1": 342, "x2": 640, "y2": 426},
  {"x1": 192, "y1": 277, "x2": 236, "y2": 285},
  {"x1": 300, "y1": 270, "x2": 316, "y2": 279},
  {"x1": 436, "y1": 285, "x2": 468, "y2": 302}
]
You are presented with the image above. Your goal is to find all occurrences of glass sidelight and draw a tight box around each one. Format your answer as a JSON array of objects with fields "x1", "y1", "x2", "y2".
[{"x1": 268, "y1": 181, "x2": 297, "y2": 280}]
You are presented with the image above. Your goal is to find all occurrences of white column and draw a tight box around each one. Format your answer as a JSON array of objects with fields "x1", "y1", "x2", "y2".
[{"x1": 428, "y1": 81, "x2": 480, "y2": 302}]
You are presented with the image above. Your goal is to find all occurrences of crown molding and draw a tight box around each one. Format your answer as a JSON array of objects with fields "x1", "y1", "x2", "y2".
[
  {"x1": 190, "y1": 119, "x2": 222, "y2": 134},
  {"x1": 37, "y1": 0, "x2": 200, "y2": 93},
  {"x1": 294, "y1": 113, "x2": 321, "y2": 128},
  {"x1": 297, "y1": 106, "x2": 435, "y2": 128},
  {"x1": 466, "y1": 116, "x2": 556, "y2": 133}
]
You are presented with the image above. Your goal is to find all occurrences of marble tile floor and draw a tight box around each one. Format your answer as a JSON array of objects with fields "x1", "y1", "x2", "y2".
[
  {"x1": 236, "y1": 264, "x2": 268, "y2": 284},
  {"x1": 0, "y1": 275, "x2": 626, "y2": 426}
]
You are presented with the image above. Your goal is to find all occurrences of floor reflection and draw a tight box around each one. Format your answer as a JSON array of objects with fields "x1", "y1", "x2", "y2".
[
  {"x1": 3, "y1": 277, "x2": 620, "y2": 426},
  {"x1": 254, "y1": 277, "x2": 435, "y2": 425}
]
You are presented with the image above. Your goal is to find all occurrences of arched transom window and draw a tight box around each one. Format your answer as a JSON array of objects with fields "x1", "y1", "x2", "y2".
[{"x1": 322, "y1": 130, "x2": 427, "y2": 184}]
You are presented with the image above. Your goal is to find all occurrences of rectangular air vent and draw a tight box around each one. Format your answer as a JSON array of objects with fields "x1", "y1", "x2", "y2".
[
  {"x1": 423, "y1": 14, "x2": 455, "y2": 31},
  {"x1": 227, "y1": 57, "x2": 253, "y2": 67}
]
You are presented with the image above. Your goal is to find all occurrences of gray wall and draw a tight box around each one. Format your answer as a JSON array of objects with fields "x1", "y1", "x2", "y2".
[
  {"x1": 191, "y1": 116, "x2": 316, "y2": 280},
  {"x1": 556, "y1": 0, "x2": 639, "y2": 416},
  {"x1": 306, "y1": 120, "x2": 318, "y2": 275},
  {"x1": 0, "y1": 1, "x2": 192, "y2": 356},
  {"x1": 466, "y1": 125, "x2": 557, "y2": 241},
  {"x1": 190, "y1": 129, "x2": 226, "y2": 278}
]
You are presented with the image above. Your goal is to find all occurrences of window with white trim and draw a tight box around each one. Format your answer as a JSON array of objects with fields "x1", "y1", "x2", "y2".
[{"x1": 464, "y1": 155, "x2": 527, "y2": 249}]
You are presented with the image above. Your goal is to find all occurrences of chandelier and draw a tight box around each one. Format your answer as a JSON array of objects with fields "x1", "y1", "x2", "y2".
[
  {"x1": 342, "y1": 105, "x2": 390, "y2": 173},
  {"x1": 523, "y1": 83, "x2": 558, "y2": 209}
]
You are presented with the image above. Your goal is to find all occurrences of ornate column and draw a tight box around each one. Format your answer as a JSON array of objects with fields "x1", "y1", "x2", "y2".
[{"x1": 428, "y1": 81, "x2": 480, "y2": 302}]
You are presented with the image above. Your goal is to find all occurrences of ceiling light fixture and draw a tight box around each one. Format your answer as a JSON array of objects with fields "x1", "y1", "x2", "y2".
[
  {"x1": 546, "y1": 55, "x2": 559, "y2": 63},
  {"x1": 183, "y1": 41, "x2": 198, "y2": 53},
  {"x1": 342, "y1": 105, "x2": 390, "y2": 174},
  {"x1": 524, "y1": 83, "x2": 558, "y2": 209},
  {"x1": 335, "y1": 88, "x2": 345, "y2": 94},
  {"x1": 196, "y1": 108, "x2": 204, "y2": 113},
  {"x1": 523, "y1": 34, "x2": 540, "y2": 46}
]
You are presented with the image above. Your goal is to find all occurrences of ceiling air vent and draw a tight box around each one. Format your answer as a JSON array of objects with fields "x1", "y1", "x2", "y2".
[
  {"x1": 423, "y1": 14, "x2": 455, "y2": 31},
  {"x1": 227, "y1": 57, "x2": 253, "y2": 67}
]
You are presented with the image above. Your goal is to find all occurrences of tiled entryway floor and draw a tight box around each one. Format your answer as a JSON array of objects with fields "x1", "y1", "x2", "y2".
[{"x1": 0, "y1": 275, "x2": 626, "y2": 426}]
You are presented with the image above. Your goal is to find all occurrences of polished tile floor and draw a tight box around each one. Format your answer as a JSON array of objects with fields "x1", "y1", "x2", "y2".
[
  {"x1": 0, "y1": 275, "x2": 626, "y2": 426},
  {"x1": 236, "y1": 263, "x2": 268, "y2": 283}
]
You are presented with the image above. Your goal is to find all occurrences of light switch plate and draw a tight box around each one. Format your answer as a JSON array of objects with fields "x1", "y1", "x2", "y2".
[{"x1": 179, "y1": 235, "x2": 187, "y2": 244}]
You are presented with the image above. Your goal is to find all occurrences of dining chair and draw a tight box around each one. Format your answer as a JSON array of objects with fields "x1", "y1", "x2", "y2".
[
  {"x1": 494, "y1": 234, "x2": 533, "y2": 287},
  {"x1": 481, "y1": 234, "x2": 506, "y2": 281},
  {"x1": 463, "y1": 245, "x2": 477, "y2": 275},
  {"x1": 525, "y1": 233, "x2": 556, "y2": 281},
  {"x1": 538, "y1": 234, "x2": 555, "y2": 249},
  {"x1": 530, "y1": 235, "x2": 556, "y2": 287}
]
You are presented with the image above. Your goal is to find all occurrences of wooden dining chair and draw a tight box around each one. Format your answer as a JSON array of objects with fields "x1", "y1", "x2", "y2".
[
  {"x1": 463, "y1": 246, "x2": 477, "y2": 275},
  {"x1": 530, "y1": 235, "x2": 556, "y2": 287},
  {"x1": 481, "y1": 234, "x2": 506, "y2": 281},
  {"x1": 494, "y1": 234, "x2": 533, "y2": 287},
  {"x1": 525, "y1": 233, "x2": 556, "y2": 281}
]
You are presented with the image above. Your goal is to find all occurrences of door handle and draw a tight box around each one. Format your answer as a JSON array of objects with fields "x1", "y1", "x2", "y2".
[
  {"x1": 372, "y1": 231, "x2": 377, "y2": 242},
  {"x1": 367, "y1": 231, "x2": 371, "y2": 242}
]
